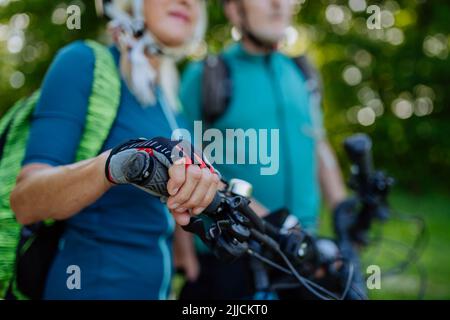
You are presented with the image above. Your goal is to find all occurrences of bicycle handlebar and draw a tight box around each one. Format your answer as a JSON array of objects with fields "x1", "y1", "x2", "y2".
[{"x1": 121, "y1": 134, "x2": 388, "y2": 300}]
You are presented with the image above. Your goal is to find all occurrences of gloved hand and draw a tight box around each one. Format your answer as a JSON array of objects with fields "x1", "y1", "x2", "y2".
[
  {"x1": 333, "y1": 197, "x2": 359, "y2": 242},
  {"x1": 105, "y1": 137, "x2": 221, "y2": 225}
]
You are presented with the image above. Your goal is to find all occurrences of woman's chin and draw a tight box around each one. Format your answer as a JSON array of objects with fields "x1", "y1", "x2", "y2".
[{"x1": 157, "y1": 35, "x2": 189, "y2": 48}]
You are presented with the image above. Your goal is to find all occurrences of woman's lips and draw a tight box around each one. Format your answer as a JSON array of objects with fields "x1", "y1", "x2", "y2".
[{"x1": 168, "y1": 11, "x2": 191, "y2": 24}]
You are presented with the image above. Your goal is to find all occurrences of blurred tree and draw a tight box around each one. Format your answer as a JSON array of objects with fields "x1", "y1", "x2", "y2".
[
  {"x1": 0, "y1": 0, "x2": 449, "y2": 192},
  {"x1": 0, "y1": 0, "x2": 104, "y2": 109}
]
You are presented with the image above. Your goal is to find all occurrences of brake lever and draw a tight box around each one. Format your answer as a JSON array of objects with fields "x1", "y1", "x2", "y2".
[{"x1": 182, "y1": 216, "x2": 210, "y2": 245}]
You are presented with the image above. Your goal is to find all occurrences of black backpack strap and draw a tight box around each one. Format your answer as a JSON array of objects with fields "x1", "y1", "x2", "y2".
[
  {"x1": 292, "y1": 55, "x2": 326, "y2": 140},
  {"x1": 202, "y1": 54, "x2": 232, "y2": 127},
  {"x1": 291, "y1": 55, "x2": 323, "y2": 105}
]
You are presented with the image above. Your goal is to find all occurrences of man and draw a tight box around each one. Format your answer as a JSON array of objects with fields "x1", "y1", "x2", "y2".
[{"x1": 177, "y1": 0, "x2": 349, "y2": 299}]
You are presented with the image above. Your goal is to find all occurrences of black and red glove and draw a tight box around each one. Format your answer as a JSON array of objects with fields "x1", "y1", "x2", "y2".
[{"x1": 105, "y1": 137, "x2": 218, "y2": 199}]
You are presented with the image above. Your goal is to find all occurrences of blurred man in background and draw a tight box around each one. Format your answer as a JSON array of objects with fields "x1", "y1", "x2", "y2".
[{"x1": 176, "y1": 0, "x2": 349, "y2": 299}]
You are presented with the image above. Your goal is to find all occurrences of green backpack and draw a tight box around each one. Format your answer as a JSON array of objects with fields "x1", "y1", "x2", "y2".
[{"x1": 0, "y1": 40, "x2": 121, "y2": 298}]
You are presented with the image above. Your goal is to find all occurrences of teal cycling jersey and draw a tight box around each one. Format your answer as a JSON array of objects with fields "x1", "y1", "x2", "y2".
[{"x1": 180, "y1": 43, "x2": 324, "y2": 234}]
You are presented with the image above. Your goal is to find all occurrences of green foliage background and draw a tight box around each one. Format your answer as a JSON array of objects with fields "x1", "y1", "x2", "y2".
[
  {"x1": 1, "y1": 0, "x2": 449, "y2": 299},
  {"x1": 1, "y1": 0, "x2": 449, "y2": 192}
]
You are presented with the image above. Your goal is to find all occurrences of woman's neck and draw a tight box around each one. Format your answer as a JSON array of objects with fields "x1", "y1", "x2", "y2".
[{"x1": 146, "y1": 52, "x2": 161, "y2": 80}]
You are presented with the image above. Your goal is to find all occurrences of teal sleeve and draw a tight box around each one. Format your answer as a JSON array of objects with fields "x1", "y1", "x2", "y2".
[
  {"x1": 179, "y1": 61, "x2": 204, "y2": 131},
  {"x1": 23, "y1": 41, "x2": 95, "y2": 166}
]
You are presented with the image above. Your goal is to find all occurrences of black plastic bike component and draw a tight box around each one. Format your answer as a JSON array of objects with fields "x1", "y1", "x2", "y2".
[
  {"x1": 138, "y1": 145, "x2": 372, "y2": 300},
  {"x1": 343, "y1": 134, "x2": 394, "y2": 245},
  {"x1": 344, "y1": 133, "x2": 373, "y2": 191}
]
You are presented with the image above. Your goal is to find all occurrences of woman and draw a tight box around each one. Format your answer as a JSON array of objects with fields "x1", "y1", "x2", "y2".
[{"x1": 10, "y1": 0, "x2": 218, "y2": 300}]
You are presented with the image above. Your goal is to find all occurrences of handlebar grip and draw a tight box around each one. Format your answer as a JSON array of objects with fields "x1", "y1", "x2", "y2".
[
  {"x1": 124, "y1": 151, "x2": 170, "y2": 197},
  {"x1": 343, "y1": 133, "x2": 373, "y2": 182},
  {"x1": 128, "y1": 153, "x2": 222, "y2": 214}
]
